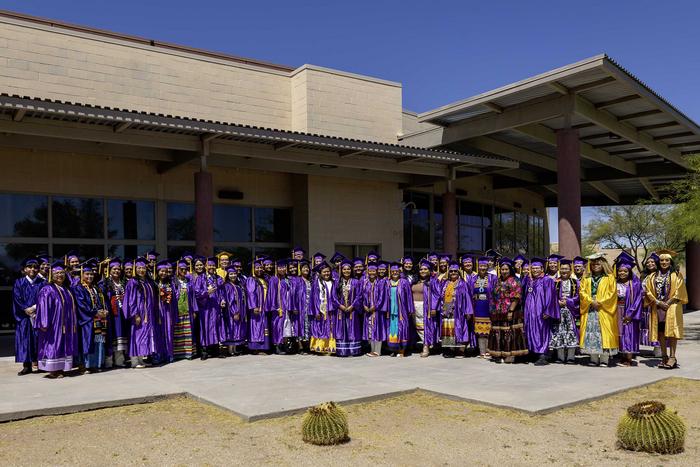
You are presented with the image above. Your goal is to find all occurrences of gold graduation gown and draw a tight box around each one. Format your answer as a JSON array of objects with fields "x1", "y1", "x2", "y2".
[
  {"x1": 579, "y1": 273, "x2": 619, "y2": 349},
  {"x1": 644, "y1": 272, "x2": 687, "y2": 341}
]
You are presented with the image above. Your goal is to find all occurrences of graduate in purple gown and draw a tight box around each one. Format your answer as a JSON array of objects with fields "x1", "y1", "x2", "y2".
[
  {"x1": 471, "y1": 257, "x2": 497, "y2": 357},
  {"x1": 13, "y1": 257, "x2": 45, "y2": 375},
  {"x1": 64, "y1": 250, "x2": 82, "y2": 287},
  {"x1": 221, "y1": 265, "x2": 247, "y2": 356},
  {"x1": 294, "y1": 259, "x2": 313, "y2": 351},
  {"x1": 269, "y1": 259, "x2": 299, "y2": 354},
  {"x1": 400, "y1": 256, "x2": 416, "y2": 284},
  {"x1": 35, "y1": 261, "x2": 79, "y2": 378},
  {"x1": 246, "y1": 258, "x2": 271, "y2": 354},
  {"x1": 417, "y1": 260, "x2": 441, "y2": 358},
  {"x1": 522, "y1": 257, "x2": 560, "y2": 365},
  {"x1": 193, "y1": 257, "x2": 224, "y2": 359},
  {"x1": 615, "y1": 253, "x2": 643, "y2": 366},
  {"x1": 329, "y1": 252, "x2": 345, "y2": 282},
  {"x1": 335, "y1": 259, "x2": 364, "y2": 357},
  {"x1": 12, "y1": 258, "x2": 46, "y2": 376},
  {"x1": 363, "y1": 263, "x2": 386, "y2": 356},
  {"x1": 122, "y1": 257, "x2": 159, "y2": 369},
  {"x1": 386, "y1": 263, "x2": 414, "y2": 357},
  {"x1": 310, "y1": 261, "x2": 338, "y2": 354},
  {"x1": 99, "y1": 258, "x2": 129, "y2": 367},
  {"x1": 550, "y1": 259, "x2": 580, "y2": 364},
  {"x1": 352, "y1": 258, "x2": 366, "y2": 281},
  {"x1": 155, "y1": 260, "x2": 178, "y2": 363},
  {"x1": 439, "y1": 261, "x2": 473, "y2": 357},
  {"x1": 74, "y1": 260, "x2": 110, "y2": 372}
]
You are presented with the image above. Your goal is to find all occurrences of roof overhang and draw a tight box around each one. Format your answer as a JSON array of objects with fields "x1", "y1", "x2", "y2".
[
  {"x1": 401, "y1": 54, "x2": 699, "y2": 205},
  {"x1": 0, "y1": 94, "x2": 517, "y2": 185}
]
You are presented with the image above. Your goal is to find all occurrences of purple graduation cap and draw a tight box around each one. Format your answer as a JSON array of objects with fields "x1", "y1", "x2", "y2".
[
  {"x1": 146, "y1": 250, "x2": 160, "y2": 260},
  {"x1": 176, "y1": 259, "x2": 188, "y2": 269},
  {"x1": 206, "y1": 256, "x2": 217, "y2": 266},
  {"x1": 366, "y1": 262, "x2": 379, "y2": 271},
  {"x1": 447, "y1": 260, "x2": 460, "y2": 271},
  {"x1": 389, "y1": 262, "x2": 402, "y2": 272},
  {"x1": 181, "y1": 251, "x2": 194, "y2": 261},
  {"x1": 559, "y1": 258, "x2": 573, "y2": 267},
  {"x1": 401, "y1": 256, "x2": 413, "y2": 265},
  {"x1": 573, "y1": 256, "x2": 587, "y2": 265},
  {"x1": 547, "y1": 254, "x2": 564, "y2": 263},
  {"x1": 108, "y1": 257, "x2": 123, "y2": 269},
  {"x1": 339, "y1": 258, "x2": 353, "y2": 269},
  {"x1": 292, "y1": 245, "x2": 306, "y2": 255},
  {"x1": 37, "y1": 253, "x2": 51, "y2": 265},
  {"x1": 156, "y1": 259, "x2": 171, "y2": 271},
  {"x1": 615, "y1": 251, "x2": 636, "y2": 270},
  {"x1": 64, "y1": 249, "x2": 80, "y2": 265},
  {"x1": 352, "y1": 257, "x2": 365, "y2": 267},
  {"x1": 329, "y1": 252, "x2": 346, "y2": 264},
  {"x1": 485, "y1": 249, "x2": 501, "y2": 259},
  {"x1": 646, "y1": 252, "x2": 660, "y2": 263},
  {"x1": 513, "y1": 254, "x2": 527, "y2": 263},
  {"x1": 50, "y1": 260, "x2": 66, "y2": 271},
  {"x1": 530, "y1": 257, "x2": 546, "y2": 267},
  {"x1": 460, "y1": 254, "x2": 473, "y2": 264},
  {"x1": 426, "y1": 252, "x2": 438, "y2": 261},
  {"x1": 312, "y1": 252, "x2": 326, "y2": 261},
  {"x1": 499, "y1": 256, "x2": 514, "y2": 267},
  {"x1": 477, "y1": 256, "x2": 490, "y2": 265},
  {"x1": 21, "y1": 257, "x2": 39, "y2": 268},
  {"x1": 313, "y1": 261, "x2": 331, "y2": 274},
  {"x1": 418, "y1": 259, "x2": 434, "y2": 271},
  {"x1": 366, "y1": 250, "x2": 380, "y2": 262},
  {"x1": 231, "y1": 258, "x2": 243, "y2": 266}
]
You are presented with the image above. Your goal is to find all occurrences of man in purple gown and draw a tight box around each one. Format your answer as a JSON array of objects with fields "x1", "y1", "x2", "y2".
[
  {"x1": 194, "y1": 257, "x2": 224, "y2": 359},
  {"x1": 122, "y1": 257, "x2": 159, "y2": 368},
  {"x1": 522, "y1": 258, "x2": 560, "y2": 365},
  {"x1": 155, "y1": 260, "x2": 178, "y2": 363},
  {"x1": 35, "y1": 261, "x2": 79, "y2": 378},
  {"x1": 13, "y1": 257, "x2": 45, "y2": 375}
]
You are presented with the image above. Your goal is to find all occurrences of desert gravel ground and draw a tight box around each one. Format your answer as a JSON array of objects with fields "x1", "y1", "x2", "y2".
[{"x1": 0, "y1": 378, "x2": 697, "y2": 466}]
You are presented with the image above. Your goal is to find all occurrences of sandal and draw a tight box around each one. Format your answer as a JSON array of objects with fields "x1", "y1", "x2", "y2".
[
  {"x1": 657, "y1": 356, "x2": 669, "y2": 368},
  {"x1": 666, "y1": 357, "x2": 678, "y2": 369},
  {"x1": 420, "y1": 351, "x2": 430, "y2": 358}
]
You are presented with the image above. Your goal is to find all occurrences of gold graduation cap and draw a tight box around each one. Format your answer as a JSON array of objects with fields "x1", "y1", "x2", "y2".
[
  {"x1": 656, "y1": 248, "x2": 677, "y2": 259},
  {"x1": 216, "y1": 251, "x2": 232, "y2": 269}
]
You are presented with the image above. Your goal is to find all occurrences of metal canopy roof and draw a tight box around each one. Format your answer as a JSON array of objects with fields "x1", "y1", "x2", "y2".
[
  {"x1": 0, "y1": 93, "x2": 516, "y2": 185},
  {"x1": 401, "y1": 55, "x2": 699, "y2": 206}
]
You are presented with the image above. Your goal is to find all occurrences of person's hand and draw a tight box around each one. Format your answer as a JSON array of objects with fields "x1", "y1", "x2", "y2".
[
  {"x1": 254, "y1": 308, "x2": 261, "y2": 314},
  {"x1": 220, "y1": 300, "x2": 226, "y2": 307},
  {"x1": 430, "y1": 310, "x2": 436, "y2": 318},
  {"x1": 558, "y1": 299, "x2": 566, "y2": 306},
  {"x1": 40, "y1": 327, "x2": 47, "y2": 332},
  {"x1": 660, "y1": 302, "x2": 670, "y2": 311},
  {"x1": 370, "y1": 307, "x2": 376, "y2": 313},
  {"x1": 623, "y1": 316, "x2": 631, "y2": 324},
  {"x1": 134, "y1": 315, "x2": 142, "y2": 325},
  {"x1": 233, "y1": 313, "x2": 240, "y2": 321},
  {"x1": 590, "y1": 300, "x2": 598, "y2": 311},
  {"x1": 542, "y1": 313, "x2": 549, "y2": 320}
]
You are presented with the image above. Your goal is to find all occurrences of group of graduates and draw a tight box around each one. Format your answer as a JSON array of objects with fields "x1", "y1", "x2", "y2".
[{"x1": 12, "y1": 245, "x2": 688, "y2": 378}]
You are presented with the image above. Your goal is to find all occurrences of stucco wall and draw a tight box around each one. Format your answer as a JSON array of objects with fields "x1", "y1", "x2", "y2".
[{"x1": 306, "y1": 175, "x2": 404, "y2": 259}]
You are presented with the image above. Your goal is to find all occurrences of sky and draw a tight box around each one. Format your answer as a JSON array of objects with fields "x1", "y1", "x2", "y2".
[{"x1": 1, "y1": 0, "x2": 698, "y2": 242}]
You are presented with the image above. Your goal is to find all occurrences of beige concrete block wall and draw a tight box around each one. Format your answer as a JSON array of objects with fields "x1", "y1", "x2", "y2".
[
  {"x1": 0, "y1": 147, "x2": 293, "y2": 206},
  {"x1": 291, "y1": 65, "x2": 403, "y2": 143},
  {"x1": 306, "y1": 175, "x2": 403, "y2": 260},
  {"x1": 0, "y1": 18, "x2": 292, "y2": 129}
]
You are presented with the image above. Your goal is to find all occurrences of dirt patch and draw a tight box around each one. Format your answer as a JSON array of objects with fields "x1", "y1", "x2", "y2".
[{"x1": 1, "y1": 378, "x2": 698, "y2": 466}]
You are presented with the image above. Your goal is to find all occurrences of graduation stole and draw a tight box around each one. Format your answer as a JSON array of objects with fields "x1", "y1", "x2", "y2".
[
  {"x1": 390, "y1": 279, "x2": 402, "y2": 321},
  {"x1": 54, "y1": 283, "x2": 77, "y2": 335}
]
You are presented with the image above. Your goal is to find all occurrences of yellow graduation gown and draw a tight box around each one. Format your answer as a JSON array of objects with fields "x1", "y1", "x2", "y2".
[
  {"x1": 579, "y1": 273, "x2": 619, "y2": 349},
  {"x1": 644, "y1": 272, "x2": 687, "y2": 341}
]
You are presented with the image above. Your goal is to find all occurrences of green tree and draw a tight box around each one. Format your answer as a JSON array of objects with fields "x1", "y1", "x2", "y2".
[
  {"x1": 666, "y1": 154, "x2": 700, "y2": 241},
  {"x1": 584, "y1": 204, "x2": 684, "y2": 271}
]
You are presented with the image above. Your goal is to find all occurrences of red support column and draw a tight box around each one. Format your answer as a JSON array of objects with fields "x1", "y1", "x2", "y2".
[
  {"x1": 195, "y1": 170, "x2": 214, "y2": 257},
  {"x1": 686, "y1": 240, "x2": 700, "y2": 310},
  {"x1": 443, "y1": 191, "x2": 458, "y2": 258},
  {"x1": 556, "y1": 127, "x2": 581, "y2": 258}
]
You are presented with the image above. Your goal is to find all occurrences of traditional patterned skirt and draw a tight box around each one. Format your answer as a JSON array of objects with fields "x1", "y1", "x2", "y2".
[
  {"x1": 640, "y1": 307, "x2": 659, "y2": 347},
  {"x1": 173, "y1": 311, "x2": 194, "y2": 359},
  {"x1": 413, "y1": 301, "x2": 425, "y2": 343},
  {"x1": 581, "y1": 310, "x2": 618, "y2": 356},
  {"x1": 550, "y1": 308, "x2": 578, "y2": 349},
  {"x1": 487, "y1": 311, "x2": 528, "y2": 357},
  {"x1": 440, "y1": 301, "x2": 458, "y2": 348},
  {"x1": 474, "y1": 299, "x2": 491, "y2": 337},
  {"x1": 310, "y1": 336, "x2": 336, "y2": 354}
]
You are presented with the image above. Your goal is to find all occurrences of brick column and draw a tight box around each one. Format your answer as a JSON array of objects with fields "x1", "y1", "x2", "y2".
[
  {"x1": 686, "y1": 240, "x2": 700, "y2": 310},
  {"x1": 556, "y1": 127, "x2": 581, "y2": 258},
  {"x1": 442, "y1": 191, "x2": 458, "y2": 258},
  {"x1": 195, "y1": 168, "x2": 214, "y2": 257}
]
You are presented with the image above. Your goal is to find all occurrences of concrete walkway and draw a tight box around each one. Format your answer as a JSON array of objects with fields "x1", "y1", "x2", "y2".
[{"x1": 2, "y1": 311, "x2": 699, "y2": 422}]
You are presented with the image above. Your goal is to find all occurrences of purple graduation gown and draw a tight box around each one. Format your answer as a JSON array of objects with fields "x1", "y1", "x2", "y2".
[
  {"x1": 246, "y1": 276, "x2": 270, "y2": 350},
  {"x1": 440, "y1": 279, "x2": 473, "y2": 345},
  {"x1": 122, "y1": 277, "x2": 159, "y2": 358},
  {"x1": 522, "y1": 275, "x2": 560, "y2": 354},
  {"x1": 221, "y1": 281, "x2": 247, "y2": 345},
  {"x1": 421, "y1": 277, "x2": 442, "y2": 346},
  {"x1": 386, "y1": 278, "x2": 414, "y2": 350},
  {"x1": 13, "y1": 275, "x2": 45, "y2": 363},
  {"x1": 156, "y1": 280, "x2": 178, "y2": 359},
  {"x1": 73, "y1": 282, "x2": 107, "y2": 361},
  {"x1": 268, "y1": 276, "x2": 297, "y2": 344},
  {"x1": 34, "y1": 283, "x2": 78, "y2": 372},
  {"x1": 618, "y1": 277, "x2": 643, "y2": 353},
  {"x1": 193, "y1": 274, "x2": 223, "y2": 347},
  {"x1": 310, "y1": 278, "x2": 338, "y2": 339},
  {"x1": 335, "y1": 277, "x2": 364, "y2": 344},
  {"x1": 362, "y1": 277, "x2": 387, "y2": 341}
]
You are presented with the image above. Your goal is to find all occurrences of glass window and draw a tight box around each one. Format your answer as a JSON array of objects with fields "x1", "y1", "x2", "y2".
[
  {"x1": 167, "y1": 203, "x2": 195, "y2": 241},
  {"x1": 515, "y1": 212, "x2": 529, "y2": 254},
  {"x1": 495, "y1": 210, "x2": 515, "y2": 254},
  {"x1": 0, "y1": 243, "x2": 48, "y2": 286},
  {"x1": 433, "y1": 197, "x2": 443, "y2": 251},
  {"x1": 404, "y1": 192, "x2": 431, "y2": 251},
  {"x1": 107, "y1": 244, "x2": 155, "y2": 260},
  {"x1": 459, "y1": 226, "x2": 483, "y2": 252},
  {"x1": 335, "y1": 244, "x2": 356, "y2": 260},
  {"x1": 458, "y1": 201, "x2": 483, "y2": 226},
  {"x1": 357, "y1": 245, "x2": 380, "y2": 259},
  {"x1": 52, "y1": 197, "x2": 104, "y2": 239},
  {"x1": 167, "y1": 245, "x2": 195, "y2": 262},
  {"x1": 107, "y1": 200, "x2": 155, "y2": 240},
  {"x1": 255, "y1": 208, "x2": 291, "y2": 242},
  {"x1": 0, "y1": 194, "x2": 48, "y2": 237},
  {"x1": 53, "y1": 244, "x2": 105, "y2": 262},
  {"x1": 253, "y1": 246, "x2": 289, "y2": 261},
  {"x1": 214, "y1": 205, "x2": 251, "y2": 242}
]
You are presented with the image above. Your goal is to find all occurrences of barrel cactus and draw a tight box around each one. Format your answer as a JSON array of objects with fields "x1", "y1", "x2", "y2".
[
  {"x1": 301, "y1": 402, "x2": 349, "y2": 445},
  {"x1": 617, "y1": 401, "x2": 685, "y2": 454}
]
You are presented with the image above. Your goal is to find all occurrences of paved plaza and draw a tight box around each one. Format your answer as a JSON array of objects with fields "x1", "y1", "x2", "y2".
[{"x1": 1, "y1": 311, "x2": 699, "y2": 423}]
